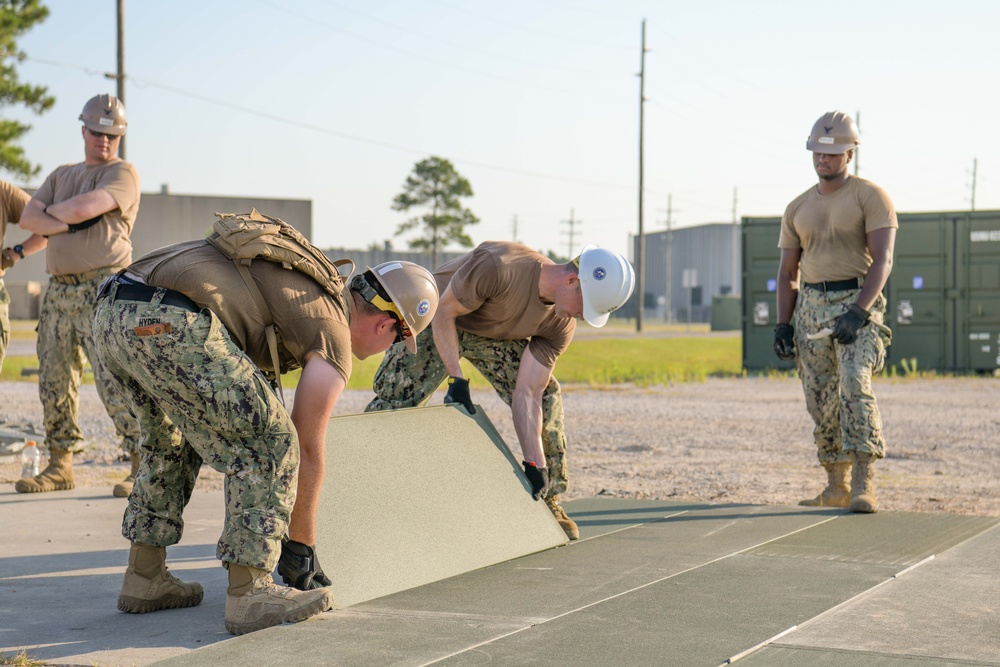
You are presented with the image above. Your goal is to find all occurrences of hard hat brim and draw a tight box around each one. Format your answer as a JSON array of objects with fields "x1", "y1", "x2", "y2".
[{"x1": 582, "y1": 302, "x2": 611, "y2": 328}]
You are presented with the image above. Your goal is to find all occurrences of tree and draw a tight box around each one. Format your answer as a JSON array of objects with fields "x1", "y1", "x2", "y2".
[
  {"x1": 392, "y1": 156, "x2": 479, "y2": 268},
  {"x1": 0, "y1": 0, "x2": 54, "y2": 182}
]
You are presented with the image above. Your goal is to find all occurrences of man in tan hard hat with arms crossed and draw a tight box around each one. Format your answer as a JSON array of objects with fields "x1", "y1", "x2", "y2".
[
  {"x1": 367, "y1": 241, "x2": 635, "y2": 539},
  {"x1": 14, "y1": 94, "x2": 141, "y2": 497},
  {"x1": 774, "y1": 110, "x2": 896, "y2": 513},
  {"x1": 93, "y1": 223, "x2": 439, "y2": 635}
]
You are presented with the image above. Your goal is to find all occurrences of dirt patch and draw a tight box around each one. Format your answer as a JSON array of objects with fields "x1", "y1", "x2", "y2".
[{"x1": 2, "y1": 377, "x2": 998, "y2": 516}]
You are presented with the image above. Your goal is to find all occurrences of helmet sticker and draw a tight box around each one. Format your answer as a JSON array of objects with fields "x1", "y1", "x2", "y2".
[
  {"x1": 98, "y1": 118, "x2": 114, "y2": 126},
  {"x1": 417, "y1": 299, "x2": 430, "y2": 316},
  {"x1": 818, "y1": 136, "x2": 834, "y2": 144},
  {"x1": 593, "y1": 267, "x2": 606, "y2": 280},
  {"x1": 377, "y1": 262, "x2": 404, "y2": 275}
]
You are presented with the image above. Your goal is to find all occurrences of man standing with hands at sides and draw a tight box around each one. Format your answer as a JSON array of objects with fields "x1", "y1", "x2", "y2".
[
  {"x1": 0, "y1": 180, "x2": 31, "y2": 372},
  {"x1": 774, "y1": 110, "x2": 896, "y2": 514},
  {"x1": 13, "y1": 94, "x2": 141, "y2": 498},
  {"x1": 367, "y1": 241, "x2": 635, "y2": 540}
]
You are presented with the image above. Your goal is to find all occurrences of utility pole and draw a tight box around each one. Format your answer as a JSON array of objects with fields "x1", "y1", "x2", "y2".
[
  {"x1": 731, "y1": 186, "x2": 740, "y2": 296},
  {"x1": 854, "y1": 109, "x2": 860, "y2": 177},
  {"x1": 561, "y1": 208, "x2": 581, "y2": 259},
  {"x1": 105, "y1": 0, "x2": 127, "y2": 159},
  {"x1": 636, "y1": 18, "x2": 649, "y2": 332},
  {"x1": 970, "y1": 157, "x2": 978, "y2": 211},
  {"x1": 511, "y1": 214, "x2": 518, "y2": 244},
  {"x1": 657, "y1": 195, "x2": 676, "y2": 323}
]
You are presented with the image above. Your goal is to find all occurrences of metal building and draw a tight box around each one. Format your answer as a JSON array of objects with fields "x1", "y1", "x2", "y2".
[
  {"x1": 323, "y1": 241, "x2": 466, "y2": 274},
  {"x1": 627, "y1": 222, "x2": 741, "y2": 323},
  {"x1": 3, "y1": 189, "x2": 311, "y2": 318}
]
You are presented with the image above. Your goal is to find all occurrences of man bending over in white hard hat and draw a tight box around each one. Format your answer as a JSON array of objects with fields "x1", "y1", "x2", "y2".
[{"x1": 366, "y1": 241, "x2": 635, "y2": 540}]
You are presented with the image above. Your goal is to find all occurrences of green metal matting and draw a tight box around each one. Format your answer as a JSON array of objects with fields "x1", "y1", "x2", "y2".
[{"x1": 150, "y1": 499, "x2": 1000, "y2": 667}]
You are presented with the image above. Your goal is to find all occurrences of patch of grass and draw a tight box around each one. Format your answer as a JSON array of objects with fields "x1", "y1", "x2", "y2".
[
  {"x1": 1, "y1": 336, "x2": 746, "y2": 390},
  {"x1": 0, "y1": 649, "x2": 47, "y2": 666},
  {"x1": 554, "y1": 337, "x2": 742, "y2": 385},
  {"x1": 0, "y1": 355, "x2": 40, "y2": 383}
]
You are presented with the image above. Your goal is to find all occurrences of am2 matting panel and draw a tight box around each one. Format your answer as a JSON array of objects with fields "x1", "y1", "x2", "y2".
[{"x1": 314, "y1": 403, "x2": 568, "y2": 608}]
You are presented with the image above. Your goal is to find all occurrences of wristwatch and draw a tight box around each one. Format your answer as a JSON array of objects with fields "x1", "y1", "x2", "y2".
[{"x1": 12, "y1": 245, "x2": 25, "y2": 259}]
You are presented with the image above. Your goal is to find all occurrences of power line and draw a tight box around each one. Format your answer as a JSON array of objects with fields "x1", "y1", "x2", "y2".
[{"x1": 22, "y1": 54, "x2": 638, "y2": 192}]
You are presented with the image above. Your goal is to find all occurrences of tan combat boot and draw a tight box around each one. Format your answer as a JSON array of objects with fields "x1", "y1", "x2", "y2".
[
  {"x1": 545, "y1": 495, "x2": 580, "y2": 540},
  {"x1": 113, "y1": 456, "x2": 140, "y2": 498},
  {"x1": 849, "y1": 452, "x2": 878, "y2": 513},
  {"x1": 15, "y1": 448, "x2": 75, "y2": 493},
  {"x1": 118, "y1": 544, "x2": 204, "y2": 613},
  {"x1": 799, "y1": 462, "x2": 851, "y2": 508},
  {"x1": 225, "y1": 564, "x2": 333, "y2": 636}
]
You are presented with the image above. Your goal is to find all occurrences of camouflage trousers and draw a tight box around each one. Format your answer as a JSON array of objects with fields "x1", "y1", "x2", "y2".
[
  {"x1": 93, "y1": 283, "x2": 297, "y2": 572},
  {"x1": 0, "y1": 279, "x2": 9, "y2": 373},
  {"x1": 365, "y1": 326, "x2": 569, "y2": 496},
  {"x1": 38, "y1": 271, "x2": 139, "y2": 455},
  {"x1": 792, "y1": 286, "x2": 891, "y2": 464}
]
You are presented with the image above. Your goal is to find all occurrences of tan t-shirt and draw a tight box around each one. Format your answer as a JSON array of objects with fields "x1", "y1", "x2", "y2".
[
  {"x1": 434, "y1": 242, "x2": 575, "y2": 368},
  {"x1": 128, "y1": 240, "x2": 353, "y2": 383},
  {"x1": 33, "y1": 159, "x2": 140, "y2": 276},
  {"x1": 778, "y1": 176, "x2": 897, "y2": 284},
  {"x1": 0, "y1": 180, "x2": 30, "y2": 253}
]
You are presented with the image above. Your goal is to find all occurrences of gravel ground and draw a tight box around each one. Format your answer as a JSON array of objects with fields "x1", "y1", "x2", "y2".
[{"x1": 2, "y1": 377, "x2": 999, "y2": 516}]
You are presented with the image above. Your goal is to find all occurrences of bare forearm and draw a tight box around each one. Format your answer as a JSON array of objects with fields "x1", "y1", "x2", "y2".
[
  {"x1": 857, "y1": 258, "x2": 892, "y2": 311},
  {"x1": 288, "y1": 442, "x2": 324, "y2": 545},
  {"x1": 512, "y1": 389, "x2": 545, "y2": 466},
  {"x1": 431, "y1": 319, "x2": 464, "y2": 377}
]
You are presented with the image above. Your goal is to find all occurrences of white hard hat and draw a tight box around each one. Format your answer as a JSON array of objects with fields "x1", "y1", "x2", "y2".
[{"x1": 576, "y1": 245, "x2": 635, "y2": 327}]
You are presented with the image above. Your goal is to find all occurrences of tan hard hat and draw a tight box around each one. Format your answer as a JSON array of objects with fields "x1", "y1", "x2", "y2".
[
  {"x1": 806, "y1": 111, "x2": 858, "y2": 154},
  {"x1": 79, "y1": 94, "x2": 127, "y2": 136},
  {"x1": 367, "y1": 261, "x2": 439, "y2": 353},
  {"x1": 575, "y1": 245, "x2": 635, "y2": 327}
]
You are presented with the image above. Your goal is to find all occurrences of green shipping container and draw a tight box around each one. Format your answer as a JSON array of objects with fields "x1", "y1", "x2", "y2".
[
  {"x1": 741, "y1": 210, "x2": 1000, "y2": 373},
  {"x1": 710, "y1": 295, "x2": 741, "y2": 331}
]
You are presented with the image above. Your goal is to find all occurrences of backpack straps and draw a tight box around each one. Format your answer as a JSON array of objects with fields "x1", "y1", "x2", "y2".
[{"x1": 231, "y1": 256, "x2": 286, "y2": 405}]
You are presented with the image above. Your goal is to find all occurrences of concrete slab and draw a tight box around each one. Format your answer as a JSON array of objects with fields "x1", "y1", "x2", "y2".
[
  {"x1": 315, "y1": 404, "x2": 567, "y2": 608},
  {"x1": 0, "y1": 487, "x2": 231, "y2": 666}
]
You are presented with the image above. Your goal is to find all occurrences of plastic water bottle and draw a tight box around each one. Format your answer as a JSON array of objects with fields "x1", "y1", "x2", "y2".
[{"x1": 20, "y1": 440, "x2": 40, "y2": 478}]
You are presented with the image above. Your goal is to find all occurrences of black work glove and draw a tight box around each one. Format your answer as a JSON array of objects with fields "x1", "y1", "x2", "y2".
[
  {"x1": 773, "y1": 323, "x2": 796, "y2": 360},
  {"x1": 277, "y1": 537, "x2": 332, "y2": 590},
  {"x1": 832, "y1": 303, "x2": 870, "y2": 345},
  {"x1": 522, "y1": 461, "x2": 550, "y2": 500},
  {"x1": 67, "y1": 215, "x2": 103, "y2": 233},
  {"x1": 444, "y1": 376, "x2": 476, "y2": 414}
]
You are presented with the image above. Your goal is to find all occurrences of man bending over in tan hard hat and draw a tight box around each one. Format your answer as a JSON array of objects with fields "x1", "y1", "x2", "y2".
[{"x1": 93, "y1": 216, "x2": 439, "y2": 635}]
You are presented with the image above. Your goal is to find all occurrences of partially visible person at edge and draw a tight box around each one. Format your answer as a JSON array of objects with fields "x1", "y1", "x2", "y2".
[
  {"x1": 773, "y1": 110, "x2": 897, "y2": 514},
  {"x1": 13, "y1": 93, "x2": 142, "y2": 498},
  {"x1": 0, "y1": 180, "x2": 31, "y2": 372},
  {"x1": 365, "y1": 241, "x2": 635, "y2": 540},
  {"x1": 92, "y1": 230, "x2": 439, "y2": 635}
]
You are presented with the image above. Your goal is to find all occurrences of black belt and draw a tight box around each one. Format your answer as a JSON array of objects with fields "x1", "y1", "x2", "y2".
[
  {"x1": 114, "y1": 282, "x2": 200, "y2": 313},
  {"x1": 803, "y1": 278, "x2": 860, "y2": 292}
]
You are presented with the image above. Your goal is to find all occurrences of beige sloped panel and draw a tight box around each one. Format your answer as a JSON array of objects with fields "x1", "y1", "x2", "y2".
[{"x1": 315, "y1": 403, "x2": 568, "y2": 608}]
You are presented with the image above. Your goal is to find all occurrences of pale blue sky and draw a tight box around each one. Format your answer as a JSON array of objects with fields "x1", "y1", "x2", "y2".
[{"x1": 9, "y1": 0, "x2": 999, "y2": 256}]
